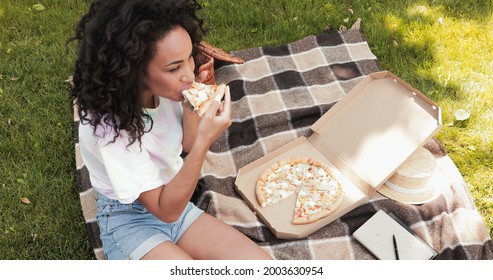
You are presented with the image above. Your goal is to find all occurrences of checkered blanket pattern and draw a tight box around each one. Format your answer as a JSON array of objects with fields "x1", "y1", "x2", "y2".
[{"x1": 74, "y1": 28, "x2": 493, "y2": 259}]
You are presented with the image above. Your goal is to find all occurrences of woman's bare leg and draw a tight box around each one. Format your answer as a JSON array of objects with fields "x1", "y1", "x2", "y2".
[
  {"x1": 177, "y1": 213, "x2": 272, "y2": 260},
  {"x1": 141, "y1": 241, "x2": 193, "y2": 260}
]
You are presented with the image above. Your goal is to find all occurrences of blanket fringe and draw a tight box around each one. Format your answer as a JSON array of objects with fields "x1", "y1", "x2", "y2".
[
  {"x1": 339, "y1": 17, "x2": 361, "y2": 32},
  {"x1": 350, "y1": 18, "x2": 362, "y2": 31}
]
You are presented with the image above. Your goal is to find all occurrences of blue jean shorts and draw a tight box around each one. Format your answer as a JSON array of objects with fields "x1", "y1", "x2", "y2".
[{"x1": 96, "y1": 193, "x2": 204, "y2": 260}]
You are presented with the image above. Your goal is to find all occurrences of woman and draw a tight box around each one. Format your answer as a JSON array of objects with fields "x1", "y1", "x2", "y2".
[{"x1": 69, "y1": 0, "x2": 272, "y2": 260}]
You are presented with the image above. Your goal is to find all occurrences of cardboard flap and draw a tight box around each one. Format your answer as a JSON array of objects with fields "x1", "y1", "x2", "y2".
[{"x1": 310, "y1": 71, "x2": 441, "y2": 189}]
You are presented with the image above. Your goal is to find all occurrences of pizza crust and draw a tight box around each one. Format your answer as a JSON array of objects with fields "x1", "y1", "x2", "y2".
[
  {"x1": 292, "y1": 209, "x2": 333, "y2": 225},
  {"x1": 255, "y1": 157, "x2": 345, "y2": 224}
]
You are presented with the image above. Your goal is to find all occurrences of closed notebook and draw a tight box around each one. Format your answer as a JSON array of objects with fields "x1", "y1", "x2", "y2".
[{"x1": 353, "y1": 210, "x2": 438, "y2": 260}]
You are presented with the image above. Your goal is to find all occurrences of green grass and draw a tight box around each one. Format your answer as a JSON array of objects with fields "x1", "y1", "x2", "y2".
[
  {"x1": 0, "y1": 0, "x2": 491, "y2": 259},
  {"x1": 0, "y1": 0, "x2": 92, "y2": 259}
]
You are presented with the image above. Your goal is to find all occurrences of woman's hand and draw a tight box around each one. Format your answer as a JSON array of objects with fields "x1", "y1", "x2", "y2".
[{"x1": 194, "y1": 85, "x2": 232, "y2": 150}]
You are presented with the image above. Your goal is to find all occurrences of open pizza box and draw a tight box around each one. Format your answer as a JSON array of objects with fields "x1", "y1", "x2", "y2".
[{"x1": 234, "y1": 71, "x2": 442, "y2": 239}]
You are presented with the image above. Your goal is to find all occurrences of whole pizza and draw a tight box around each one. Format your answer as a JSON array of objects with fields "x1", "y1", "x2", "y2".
[{"x1": 255, "y1": 157, "x2": 345, "y2": 224}]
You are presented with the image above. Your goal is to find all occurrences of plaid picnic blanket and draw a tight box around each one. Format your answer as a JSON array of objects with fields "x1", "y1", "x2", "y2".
[{"x1": 74, "y1": 27, "x2": 493, "y2": 260}]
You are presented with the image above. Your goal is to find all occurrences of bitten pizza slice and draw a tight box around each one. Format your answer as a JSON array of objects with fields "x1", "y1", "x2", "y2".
[{"x1": 182, "y1": 82, "x2": 226, "y2": 117}]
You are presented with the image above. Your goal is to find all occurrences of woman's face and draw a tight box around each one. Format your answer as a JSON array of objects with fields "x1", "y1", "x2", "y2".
[{"x1": 142, "y1": 25, "x2": 195, "y2": 107}]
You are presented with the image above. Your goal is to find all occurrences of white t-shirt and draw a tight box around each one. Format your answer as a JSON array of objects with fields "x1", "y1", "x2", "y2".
[{"x1": 78, "y1": 97, "x2": 184, "y2": 203}]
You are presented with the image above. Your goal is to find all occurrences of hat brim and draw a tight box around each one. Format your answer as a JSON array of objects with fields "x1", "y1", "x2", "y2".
[{"x1": 376, "y1": 167, "x2": 449, "y2": 205}]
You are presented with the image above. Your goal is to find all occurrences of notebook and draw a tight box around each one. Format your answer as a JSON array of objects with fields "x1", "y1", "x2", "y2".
[{"x1": 353, "y1": 210, "x2": 438, "y2": 260}]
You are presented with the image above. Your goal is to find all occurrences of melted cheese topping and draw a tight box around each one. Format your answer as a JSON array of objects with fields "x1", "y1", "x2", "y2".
[
  {"x1": 257, "y1": 159, "x2": 343, "y2": 221},
  {"x1": 182, "y1": 82, "x2": 217, "y2": 112}
]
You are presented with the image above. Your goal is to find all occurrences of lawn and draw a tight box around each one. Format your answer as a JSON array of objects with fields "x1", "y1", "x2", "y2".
[{"x1": 0, "y1": 0, "x2": 491, "y2": 259}]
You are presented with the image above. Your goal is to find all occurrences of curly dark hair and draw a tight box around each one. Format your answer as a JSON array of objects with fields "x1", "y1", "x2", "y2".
[{"x1": 68, "y1": 0, "x2": 206, "y2": 146}]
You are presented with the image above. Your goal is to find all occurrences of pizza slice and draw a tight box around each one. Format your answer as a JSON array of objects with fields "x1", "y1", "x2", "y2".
[
  {"x1": 292, "y1": 183, "x2": 344, "y2": 225},
  {"x1": 182, "y1": 82, "x2": 226, "y2": 117},
  {"x1": 303, "y1": 160, "x2": 342, "y2": 191},
  {"x1": 256, "y1": 161, "x2": 297, "y2": 207}
]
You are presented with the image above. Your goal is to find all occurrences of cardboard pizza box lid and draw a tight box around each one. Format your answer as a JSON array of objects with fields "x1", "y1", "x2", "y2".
[
  {"x1": 235, "y1": 71, "x2": 441, "y2": 239},
  {"x1": 309, "y1": 71, "x2": 441, "y2": 193}
]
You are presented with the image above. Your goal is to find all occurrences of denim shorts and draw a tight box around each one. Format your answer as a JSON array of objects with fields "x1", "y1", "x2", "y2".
[{"x1": 96, "y1": 193, "x2": 204, "y2": 260}]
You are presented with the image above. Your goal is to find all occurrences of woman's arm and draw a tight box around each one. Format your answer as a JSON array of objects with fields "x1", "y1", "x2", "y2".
[
  {"x1": 138, "y1": 86, "x2": 231, "y2": 223},
  {"x1": 137, "y1": 138, "x2": 209, "y2": 222}
]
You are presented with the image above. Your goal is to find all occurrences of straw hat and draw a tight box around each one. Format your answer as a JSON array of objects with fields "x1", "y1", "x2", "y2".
[{"x1": 377, "y1": 147, "x2": 446, "y2": 204}]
